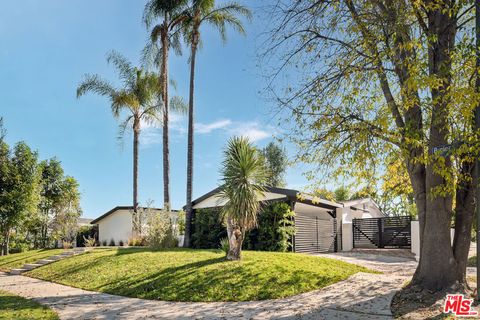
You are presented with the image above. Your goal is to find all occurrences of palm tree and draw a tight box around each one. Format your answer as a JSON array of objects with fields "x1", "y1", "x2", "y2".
[
  {"x1": 77, "y1": 51, "x2": 162, "y2": 214},
  {"x1": 183, "y1": 0, "x2": 252, "y2": 248},
  {"x1": 219, "y1": 137, "x2": 266, "y2": 261},
  {"x1": 143, "y1": 0, "x2": 188, "y2": 211}
]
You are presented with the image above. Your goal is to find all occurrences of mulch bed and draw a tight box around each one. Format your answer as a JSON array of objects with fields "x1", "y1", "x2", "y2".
[{"x1": 391, "y1": 282, "x2": 475, "y2": 319}]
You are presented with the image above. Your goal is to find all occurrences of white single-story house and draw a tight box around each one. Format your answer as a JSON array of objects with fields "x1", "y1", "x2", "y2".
[
  {"x1": 189, "y1": 186, "x2": 385, "y2": 254},
  {"x1": 90, "y1": 206, "x2": 180, "y2": 245}
]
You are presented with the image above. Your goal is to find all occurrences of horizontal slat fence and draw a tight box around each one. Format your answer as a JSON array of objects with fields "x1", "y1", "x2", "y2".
[
  {"x1": 294, "y1": 213, "x2": 336, "y2": 254},
  {"x1": 353, "y1": 216, "x2": 411, "y2": 249}
]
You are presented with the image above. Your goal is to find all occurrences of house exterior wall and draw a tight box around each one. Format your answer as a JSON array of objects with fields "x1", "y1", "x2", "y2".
[{"x1": 97, "y1": 209, "x2": 133, "y2": 245}]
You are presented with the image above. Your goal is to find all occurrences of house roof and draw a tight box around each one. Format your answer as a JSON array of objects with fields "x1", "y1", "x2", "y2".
[
  {"x1": 78, "y1": 217, "x2": 93, "y2": 225},
  {"x1": 188, "y1": 186, "x2": 342, "y2": 211},
  {"x1": 90, "y1": 206, "x2": 176, "y2": 224}
]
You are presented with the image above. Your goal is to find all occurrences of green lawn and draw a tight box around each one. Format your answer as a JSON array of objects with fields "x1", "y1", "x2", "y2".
[
  {"x1": 0, "y1": 291, "x2": 58, "y2": 320},
  {"x1": 0, "y1": 249, "x2": 64, "y2": 272},
  {"x1": 26, "y1": 248, "x2": 375, "y2": 302}
]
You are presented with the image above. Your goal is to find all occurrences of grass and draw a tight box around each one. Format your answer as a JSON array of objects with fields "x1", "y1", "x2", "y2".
[
  {"x1": 0, "y1": 290, "x2": 58, "y2": 320},
  {"x1": 26, "y1": 248, "x2": 375, "y2": 302},
  {"x1": 0, "y1": 249, "x2": 64, "y2": 272}
]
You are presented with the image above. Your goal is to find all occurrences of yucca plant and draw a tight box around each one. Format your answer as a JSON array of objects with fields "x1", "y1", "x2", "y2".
[
  {"x1": 219, "y1": 136, "x2": 266, "y2": 261},
  {"x1": 183, "y1": 0, "x2": 252, "y2": 248}
]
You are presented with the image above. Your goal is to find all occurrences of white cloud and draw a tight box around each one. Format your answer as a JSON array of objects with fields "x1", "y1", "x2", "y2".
[
  {"x1": 228, "y1": 122, "x2": 271, "y2": 142},
  {"x1": 196, "y1": 119, "x2": 232, "y2": 134},
  {"x1": 139, "y1": 116, "x2": 273, "y2": 147}
]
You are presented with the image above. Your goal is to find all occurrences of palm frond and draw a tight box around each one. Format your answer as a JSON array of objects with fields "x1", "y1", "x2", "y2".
[
  {"x1": 219, "y1": 136, "x2": 267, "y2": 231},
  {"x1": 111, "y1": 90, "x2": 140, "y2": 117},
  {"x1": 106, "y1": 51, "x2": 136, "y2": 89},
  {"x1": 76, "y1": 74, "x2": 115, "y2": 99},
  {"x1": 170, "y1": 95, "x2": 187, "y2": 114},
  {"x1": 116, "y1": 115, "x2": 135, "y2": 149}
]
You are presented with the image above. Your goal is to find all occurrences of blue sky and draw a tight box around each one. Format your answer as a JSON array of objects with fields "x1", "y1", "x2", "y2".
[{"x1": 0, "y1": 0, "x2": 310, "y2": 218}]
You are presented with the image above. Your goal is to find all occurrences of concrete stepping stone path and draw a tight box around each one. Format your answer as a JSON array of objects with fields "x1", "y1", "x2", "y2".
[{"x1": 9, "y1": 247, "x2": 89, "y2": 275}]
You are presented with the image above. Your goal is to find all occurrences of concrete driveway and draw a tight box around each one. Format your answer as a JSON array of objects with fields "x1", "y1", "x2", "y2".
[{"x1": 0, "y1": 251, "x2": 417, "y2": 319}]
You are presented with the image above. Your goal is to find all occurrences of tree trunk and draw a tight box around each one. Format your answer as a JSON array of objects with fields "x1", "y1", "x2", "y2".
[
  {"x1": 1, "y1": 230, "x2": 10, "y2": 256},
  {"x1": 226, "y1": 217, "x2": 243, "y2": 261},
  {"x1": 133, "y1": 117, "x2": 140, "y2": 214},
  {"x1": 411, "y1": 5, "x2": 459, "y2": 291},
  {"x1": 453, "y1": 164, "x2": 475, "y2": 284},
  {"x1": 184, "y1": 32, "x2": 199, "y2": 248},
  {"x1": 161, "y1": 18, "x2": 171, "y2": 212}
]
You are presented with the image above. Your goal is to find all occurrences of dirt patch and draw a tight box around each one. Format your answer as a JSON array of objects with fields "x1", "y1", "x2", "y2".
[{"x1": 391, "y1": 281, "x2": 475, "y2": 319}]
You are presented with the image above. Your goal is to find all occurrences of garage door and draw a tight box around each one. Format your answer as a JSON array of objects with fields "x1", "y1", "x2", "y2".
[{"x1": 294, "y1": 212, "x2": 337, "y2": 254}]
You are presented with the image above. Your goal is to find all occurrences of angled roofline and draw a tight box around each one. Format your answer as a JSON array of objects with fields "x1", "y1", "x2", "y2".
[
  {"x1": 186, "y1": 186, "x2": 342, "y2": 211},
  {"x1": 91, "y1": 206, "x2": 177, "y2": 224}
]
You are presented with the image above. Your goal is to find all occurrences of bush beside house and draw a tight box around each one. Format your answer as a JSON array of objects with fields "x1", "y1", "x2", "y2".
[{"x1": 191, "y1": 202, "x2": 295, "y2": 252}]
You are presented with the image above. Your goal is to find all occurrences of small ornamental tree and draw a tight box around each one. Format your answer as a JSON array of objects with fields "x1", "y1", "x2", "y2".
[{"x1": 219, "y1": 137, "x2": 267, "y2": 261}]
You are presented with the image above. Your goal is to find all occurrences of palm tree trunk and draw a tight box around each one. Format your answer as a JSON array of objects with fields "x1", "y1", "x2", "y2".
[
  {"x1": 184, "y1": 37, "x2": 198, "y2": 248},
  {"x1": 133, "y1": 117, "x2": 140, "y2": 213},
  {"x1": 161, "y1": 20, "x2": 171, "y2": 212}
]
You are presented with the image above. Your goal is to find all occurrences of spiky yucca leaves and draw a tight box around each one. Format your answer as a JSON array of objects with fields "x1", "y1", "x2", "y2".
[
  {"x1": 183, "y1": 0, "x2": 252, "y2": 248},
  {"x1": 76, "y1": 51, "x2": 162, "y2": 213},
  {"x1": 219, "y1": 136, "x2": 266, "y2": 260}
]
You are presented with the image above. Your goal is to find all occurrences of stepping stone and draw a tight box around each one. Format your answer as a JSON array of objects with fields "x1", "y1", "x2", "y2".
[
  {"x1": 48, "y1": 256, "x2": 62, "y2": 261},
  {"x1": 10, "y1": 268, "x2": 27, "y2": 275},
  {"x1": 36, "y1": 259, "x2": 55, "y2": 265},
  {"x1": 60, "y1": 252, "x2": 75, "y2": 256},
  {"x1": 23, "y1": 263, "x2": 43, "y2": 270}
]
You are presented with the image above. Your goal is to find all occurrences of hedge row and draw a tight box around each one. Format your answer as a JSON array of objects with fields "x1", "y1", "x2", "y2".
[{"x1": 191, "y1": 201, "x2": 295, "y2": 252}]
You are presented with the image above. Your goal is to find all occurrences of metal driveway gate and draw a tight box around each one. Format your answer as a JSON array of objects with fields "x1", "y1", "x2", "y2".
[
  {"x1": 352, "y1": 216, "x2": 411, "y2": 248},
  {"x1": 294, "y1": 213, "x2": 339, "y2": 254}
]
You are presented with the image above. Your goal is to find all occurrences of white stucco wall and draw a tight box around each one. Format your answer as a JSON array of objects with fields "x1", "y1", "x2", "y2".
[
  {"x1": 97, "y1": 209, "x2": 133, "y2": 245},
  {"x1": 337, "y1": 207, "x2": 353, "y2": 251}
]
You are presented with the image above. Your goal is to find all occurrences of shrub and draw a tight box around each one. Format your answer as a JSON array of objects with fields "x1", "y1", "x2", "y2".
[
  {"x1": 109, "y1": 238, "x2": 116, "y2": 246},
  {"x1": 244, "y1": 202, "x2": 295, "y2": 252},
  {"x1": 62, "y1": 241, "x2": 73, "y2": 249},
  {"x1": 219, "y1": 238, "x2": 229, "y2": 255},
  {"x1": 83, "y1": 236, "x2": 96, "y2": 247},
  {"x1": 101, "y1": 240, "x2": 107, "y2": 246},
  {"x1": 145, "y1": 210, "x2": 178, "y2": 249},
  {"x1": 192, "y1": 202, "x2": 295, "y2": 252},
  {"x1": 119, "y1": 240, "x2": 124, "y2": 247},
  {"x1": 76, "y1": 225, "x2": 98, "y2": 247},
  {"x1": 177, "y1": 210, "x2": 186, "y2": 235},
  {"x1": 192, "y1": 208, "x2": 227, "y2": 249},
  {"x1": 128, "y1": 237, "x2": 146, "y2": 246}
]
